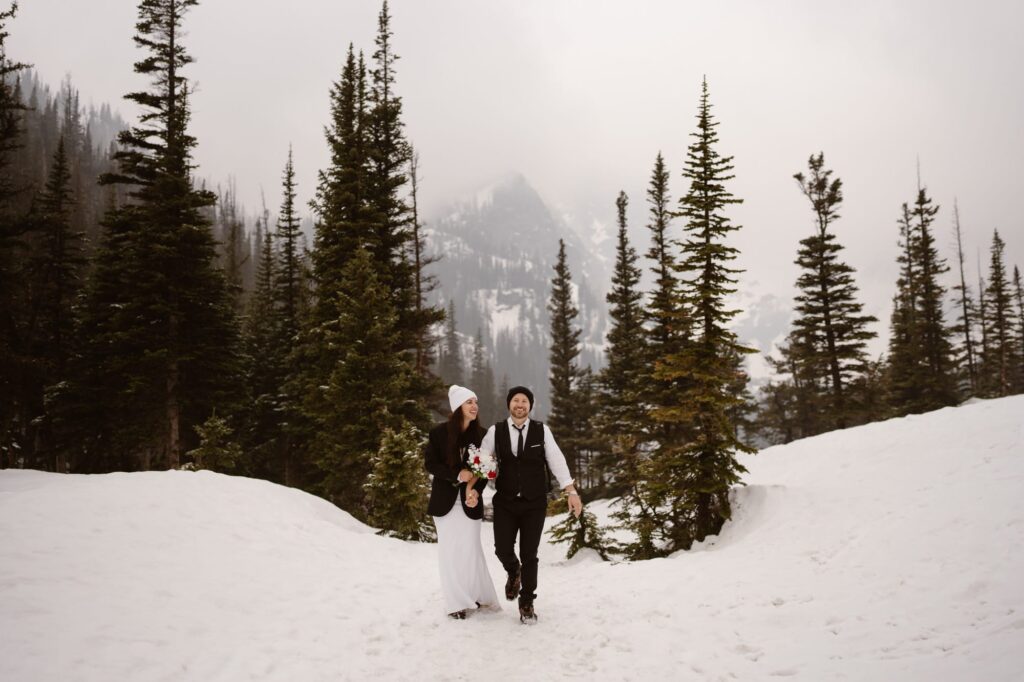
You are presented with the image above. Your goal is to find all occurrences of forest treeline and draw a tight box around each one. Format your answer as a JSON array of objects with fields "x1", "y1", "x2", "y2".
[{"x1": 1, "y1": 1, "x2": 1022, "y2": 557}]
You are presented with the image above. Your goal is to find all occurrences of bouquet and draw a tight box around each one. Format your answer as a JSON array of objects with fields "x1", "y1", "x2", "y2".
[{"x1": 465, "y1": 444, "x2": 498, "y2": 482}]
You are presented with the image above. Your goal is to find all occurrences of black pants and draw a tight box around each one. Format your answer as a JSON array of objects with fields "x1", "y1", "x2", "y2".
[{"x1": 492, "y1": 495, "x2": 547, "y2": 603}]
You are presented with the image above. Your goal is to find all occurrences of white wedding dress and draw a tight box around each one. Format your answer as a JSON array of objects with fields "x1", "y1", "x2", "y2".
[{"x1": 432, "y1": 494, "x2": 500, "y2": 615}]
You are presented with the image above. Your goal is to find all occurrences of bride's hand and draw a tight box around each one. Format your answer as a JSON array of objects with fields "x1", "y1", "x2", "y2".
[{"x1": 465, "y1": 489, "x2": 479, "y2": 508}]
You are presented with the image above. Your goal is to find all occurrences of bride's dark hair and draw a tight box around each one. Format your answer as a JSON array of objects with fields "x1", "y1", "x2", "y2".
[{"x1": 445, "y1": 405, "x2": 484, "y2": 468}]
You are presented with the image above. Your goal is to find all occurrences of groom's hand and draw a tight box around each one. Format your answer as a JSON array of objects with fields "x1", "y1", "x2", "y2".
[{"x1": 566, "y1": 490, "x2": 582, "y2": 518}]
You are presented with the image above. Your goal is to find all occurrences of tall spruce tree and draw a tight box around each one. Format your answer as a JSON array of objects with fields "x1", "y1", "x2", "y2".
[
  {"x1": 438, "y1": 299, "x2": 463, "y2": 386},
  {"x1": 469, "y1": 328, "x2": 498, "y2": 424},
  {"x1": 979, "y1": 229, "x2": 1014, "y2": 397},
  {"x1": 648, "y1": 79, "x2": 755, "y2": 550},
  {"x1": 950, "y1": 199, "x2": 978, "y2": 395},
  {"x1": 597, "y1": 191, "x2": 646, "y2": 495},
  {"x1": 66, "y1": 0, "x2": 239, "y2": 471},
  {"x1": 0, "y1": 2, "x2": 29, "y2": 468},
  {"x1": 364, "y1": 1, "x2": 441, "y2": 423},
  {"x1": 911, "y1": 185, "x2": 958, "y2": 408},
  {"x1": 547, "y1": 239, "x2": 584, "y2": 479},
  {"x1": 887, "y1": 203, "x2": 926, "y2": 413},
  {"x1": 309, "y1": 246, "x2": 414, "y2": 517},
  {"x1": 240, "y1": 221, "x2": 285, "y2": 480},
  {"x1": 30, "y1": 136, "x2": 86, "y2": 470},
  {"x1": 788, "y1": 152, "x2": 876, "y2": 431},
  {"x1": 643, "y1": 152, "x2": 685, "y2": 443},
  {"x1": 1012, "y1": 266, "x2": 1024, "y2": 393},
  {"x1": 275, "y1": 147, "x2": 304, "y2": 344}
]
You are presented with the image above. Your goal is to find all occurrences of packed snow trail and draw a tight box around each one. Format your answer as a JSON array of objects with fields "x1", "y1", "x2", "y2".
[{"x1": 2, "y1": 396, "x2": 1023, "y2": 681}]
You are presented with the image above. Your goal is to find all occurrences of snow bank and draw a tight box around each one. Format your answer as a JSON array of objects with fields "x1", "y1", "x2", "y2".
[{"x1": 2, "y1": 396, "x2": 1022, "y2": 681}]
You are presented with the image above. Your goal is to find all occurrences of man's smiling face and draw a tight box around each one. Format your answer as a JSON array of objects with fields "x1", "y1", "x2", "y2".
[{"x1": 509, "y1": 393, "x2": 530, "y2": 420}]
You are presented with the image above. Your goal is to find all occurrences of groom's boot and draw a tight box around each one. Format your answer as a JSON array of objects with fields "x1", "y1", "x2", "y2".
[
  {"x1": 518, "y1": 597, "x2": 537, "y2": 625},
  {"x1": 504, "y1": 564, "x2": 521, "y2": 601}
]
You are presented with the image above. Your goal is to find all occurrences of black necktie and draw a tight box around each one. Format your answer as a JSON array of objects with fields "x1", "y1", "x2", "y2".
[{"x1": 513, "y1": 423, "x2": 525, "y2": 457}]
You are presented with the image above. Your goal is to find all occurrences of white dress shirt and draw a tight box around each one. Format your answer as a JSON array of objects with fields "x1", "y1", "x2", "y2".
[{"x1": 479, "y1": 417, "x2": 574, "y2": 489}]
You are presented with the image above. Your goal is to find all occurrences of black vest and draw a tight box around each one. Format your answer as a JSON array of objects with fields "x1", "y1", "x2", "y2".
[{"x1": 494, "y1": 420, "x2": 551, "y2": 502}]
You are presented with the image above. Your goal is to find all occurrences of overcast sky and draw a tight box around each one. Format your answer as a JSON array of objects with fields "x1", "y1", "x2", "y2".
[{"x1": 10, "y1": 0, "x2": 1024, "y2": 355}]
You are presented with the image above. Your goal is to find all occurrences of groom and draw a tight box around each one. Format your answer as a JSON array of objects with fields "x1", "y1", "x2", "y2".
[{"x1": 479, "y1": 386, "x2": 582, "y2": 624}]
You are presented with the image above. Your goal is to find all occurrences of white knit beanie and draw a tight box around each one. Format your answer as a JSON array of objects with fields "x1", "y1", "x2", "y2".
[{"x1": 448, "y1": 385, "x2": 477, "y2": 413}]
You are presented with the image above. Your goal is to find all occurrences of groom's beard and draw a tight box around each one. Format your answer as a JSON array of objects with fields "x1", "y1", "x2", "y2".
[{"x1": 510, "y1": 406, "x2": 528, "y2": 420}]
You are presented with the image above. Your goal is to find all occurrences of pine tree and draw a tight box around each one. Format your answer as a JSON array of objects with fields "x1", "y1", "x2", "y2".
[
  {"x1": 30, "y1": 136, "x2": 86, "y2": 470},
  {"x1": 643, "y1": 152, "x2": 685, "y2": 442},
  {"x1": 887, "y1": 204, "x2": 925, "y2": 413},
  {"x1": 0, "y1": 2, "x2": 30, "y2": 468},
  {"x1": 546, "y1": 505, "x2": 611, "y2": 560},
  {"x1": 66, "y1": 0, "x2": 240, "y2": 471},
  {"x1": 648, "y1": 78, "x2": 755, "y2": 550},
  {"x1": 1012, "y1": 266, "x2": 1024, "y2": 393},
  {"x1": 364, "y1": 420, "x2": 433, "y2": 541},
  {"x1": 787, "y1": 152, "x2": 876, "y2": 431},
  {"x1": 979, "y1": 229, "x2": 1014, "y2": 397},
  {"x1": 469, "y1": 328, "x2": 498, "y2": 424},
  {"x1": 308, "y1": 246, "x2": 414, "y2": 517},
  {"x1": 950, "y1": 199, "x2": 978, "y2": 395},
  {"x1": 438, "y1": 299, "x2": 463, "y2": 385},
  {"x1": 364, "y1": 1, "x2": 441, "y2": 424},
  {"x1": 274, "y1": 146, "x2": 304, "y2": 346},
  {"x1": 547, "y1": 239, "x2": 584, "y2": 479},
  {"x1": 240, "y1": 220, "x2": 286, "y2": 480},
  {"x1": 596, "y1": 191, "x2": 646, "y2": 496},
  {"x1": 911, "y1": 185, "x2": 958, "y2": 407},
  {"x1": 186, "y1": 412, "x2": 242, "y2": 472}
]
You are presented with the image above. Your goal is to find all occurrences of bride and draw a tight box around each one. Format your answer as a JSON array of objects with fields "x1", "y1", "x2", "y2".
[{"x1": 424, "y1": 385, "x2": 500, "y2": 619}]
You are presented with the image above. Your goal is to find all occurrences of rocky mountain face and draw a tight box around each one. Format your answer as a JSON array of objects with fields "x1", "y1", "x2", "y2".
[{"x1": 424, "y1": 174, "x2": 610, "y2": 420}]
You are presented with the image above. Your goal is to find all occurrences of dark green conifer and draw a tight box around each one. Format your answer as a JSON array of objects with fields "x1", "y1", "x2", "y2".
[
  {"x1": 648, "y1": 78, "x2": 755, "y2": 549},
  {"x1": 788, "y1": 152, "x2": 876, "y2": 431},
  {"x1": 68, "y1": 0, "x2": 240, "y2": 471},
  {"x1": 596, "y1": 191, "x2": 646, "y2": 502},
  {"x1": 547, "y1": 239, "x2": 584, "y2": 479},
  {"x1": 364, "y1": 420, "x2": 433, "y2": 541},
  {"x1": 979, "y1": 229, "x2": 1014, "y2": 397}
]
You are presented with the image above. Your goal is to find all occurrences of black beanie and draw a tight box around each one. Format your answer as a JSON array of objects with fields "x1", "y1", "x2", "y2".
[{"x1": 506, "y1": 385, "x2": 534, "y2": 410}]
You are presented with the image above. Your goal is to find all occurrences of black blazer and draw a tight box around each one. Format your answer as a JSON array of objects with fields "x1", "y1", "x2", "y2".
[{"x1": 424, "y1": 421, "x2": 487, "y2": 519}]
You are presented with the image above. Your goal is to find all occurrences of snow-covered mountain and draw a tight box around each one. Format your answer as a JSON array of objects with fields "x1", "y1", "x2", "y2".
[
  {"x1": 3, "y1": 396, "x2": 1022, "y2": 680},
  {"x1": 425, "y1": 173, "x2": 611, "y2": 416}
]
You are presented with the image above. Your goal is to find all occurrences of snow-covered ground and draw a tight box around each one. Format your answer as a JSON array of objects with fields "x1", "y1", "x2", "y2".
[{"x1": 2, "y1": 396, "x2": 1023, "y2": 681}]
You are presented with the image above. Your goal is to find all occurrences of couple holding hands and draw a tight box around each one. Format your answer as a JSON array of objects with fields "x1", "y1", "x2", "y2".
[{"x1": 424, "y1": 384, "x2": 583, "y2": 624}]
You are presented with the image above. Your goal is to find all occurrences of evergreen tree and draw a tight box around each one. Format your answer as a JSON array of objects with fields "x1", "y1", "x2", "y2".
[
  {"x1": 66, "y1": 0, "x2": 240, "y2": 471},
  {"x1": 910, "y1": 185, "x2": 958, "y2": 407},
  {"x1": 648, "y1": 78, "x2": 755, "y2": 550},
  {"x1": 274, "y1": 146, "x2": 305, "y2": 346},
  {"x1": 364, "y1": 1, "x2": 441, "y2": 424},
  {"x1": 240, "y1": 221, "x2": 286, "y2": 480},
  {"x1": 186, "y1": 411, "x2": 242, "y2": 472},
  {"x1": 438, "y1": 299, "x2": 463, "y2": 385},
  {"x1": 547, "y1": 505, "x2": 611, "y2": 561},
  {"x1": 469, "y1": 328, "x2": 498, "y2": 424},
  {"x1": 547, "y1": 239, "x2": 584, "y2": 479},
  {"x1": 596, "y1": 191, "x2": 646, "y2": 496},
  {"x1": 887, "y1": 204, "x2": 925, "y2": 412},
  {"x1": 308, "y1": 246, "x2": 414, "y2": 517},
  {"x1": 979, "y1": 229, "x2": 1014, "y2": 397},
  {"x1": 788, "y1": 152, "x2": 876, "y2": 431},
  {"x1": 363, "y1": 420, "x2": 433, "y2": 541},
  {"x1": 950, "y1": 199, "x2": 978, "y2": 395},
  {"x1": 642, "y1": 152, "x2": 685, "y2": 443},
  {"x1": 1012, "y1": 266, "x2": 1024, "y2": 393},
  {"x1": 30, "y1": 136, "x2": 86, "y2": 470},
  {"x1": 0, "y1": 2, "x2": 29, "y2": 468}
]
